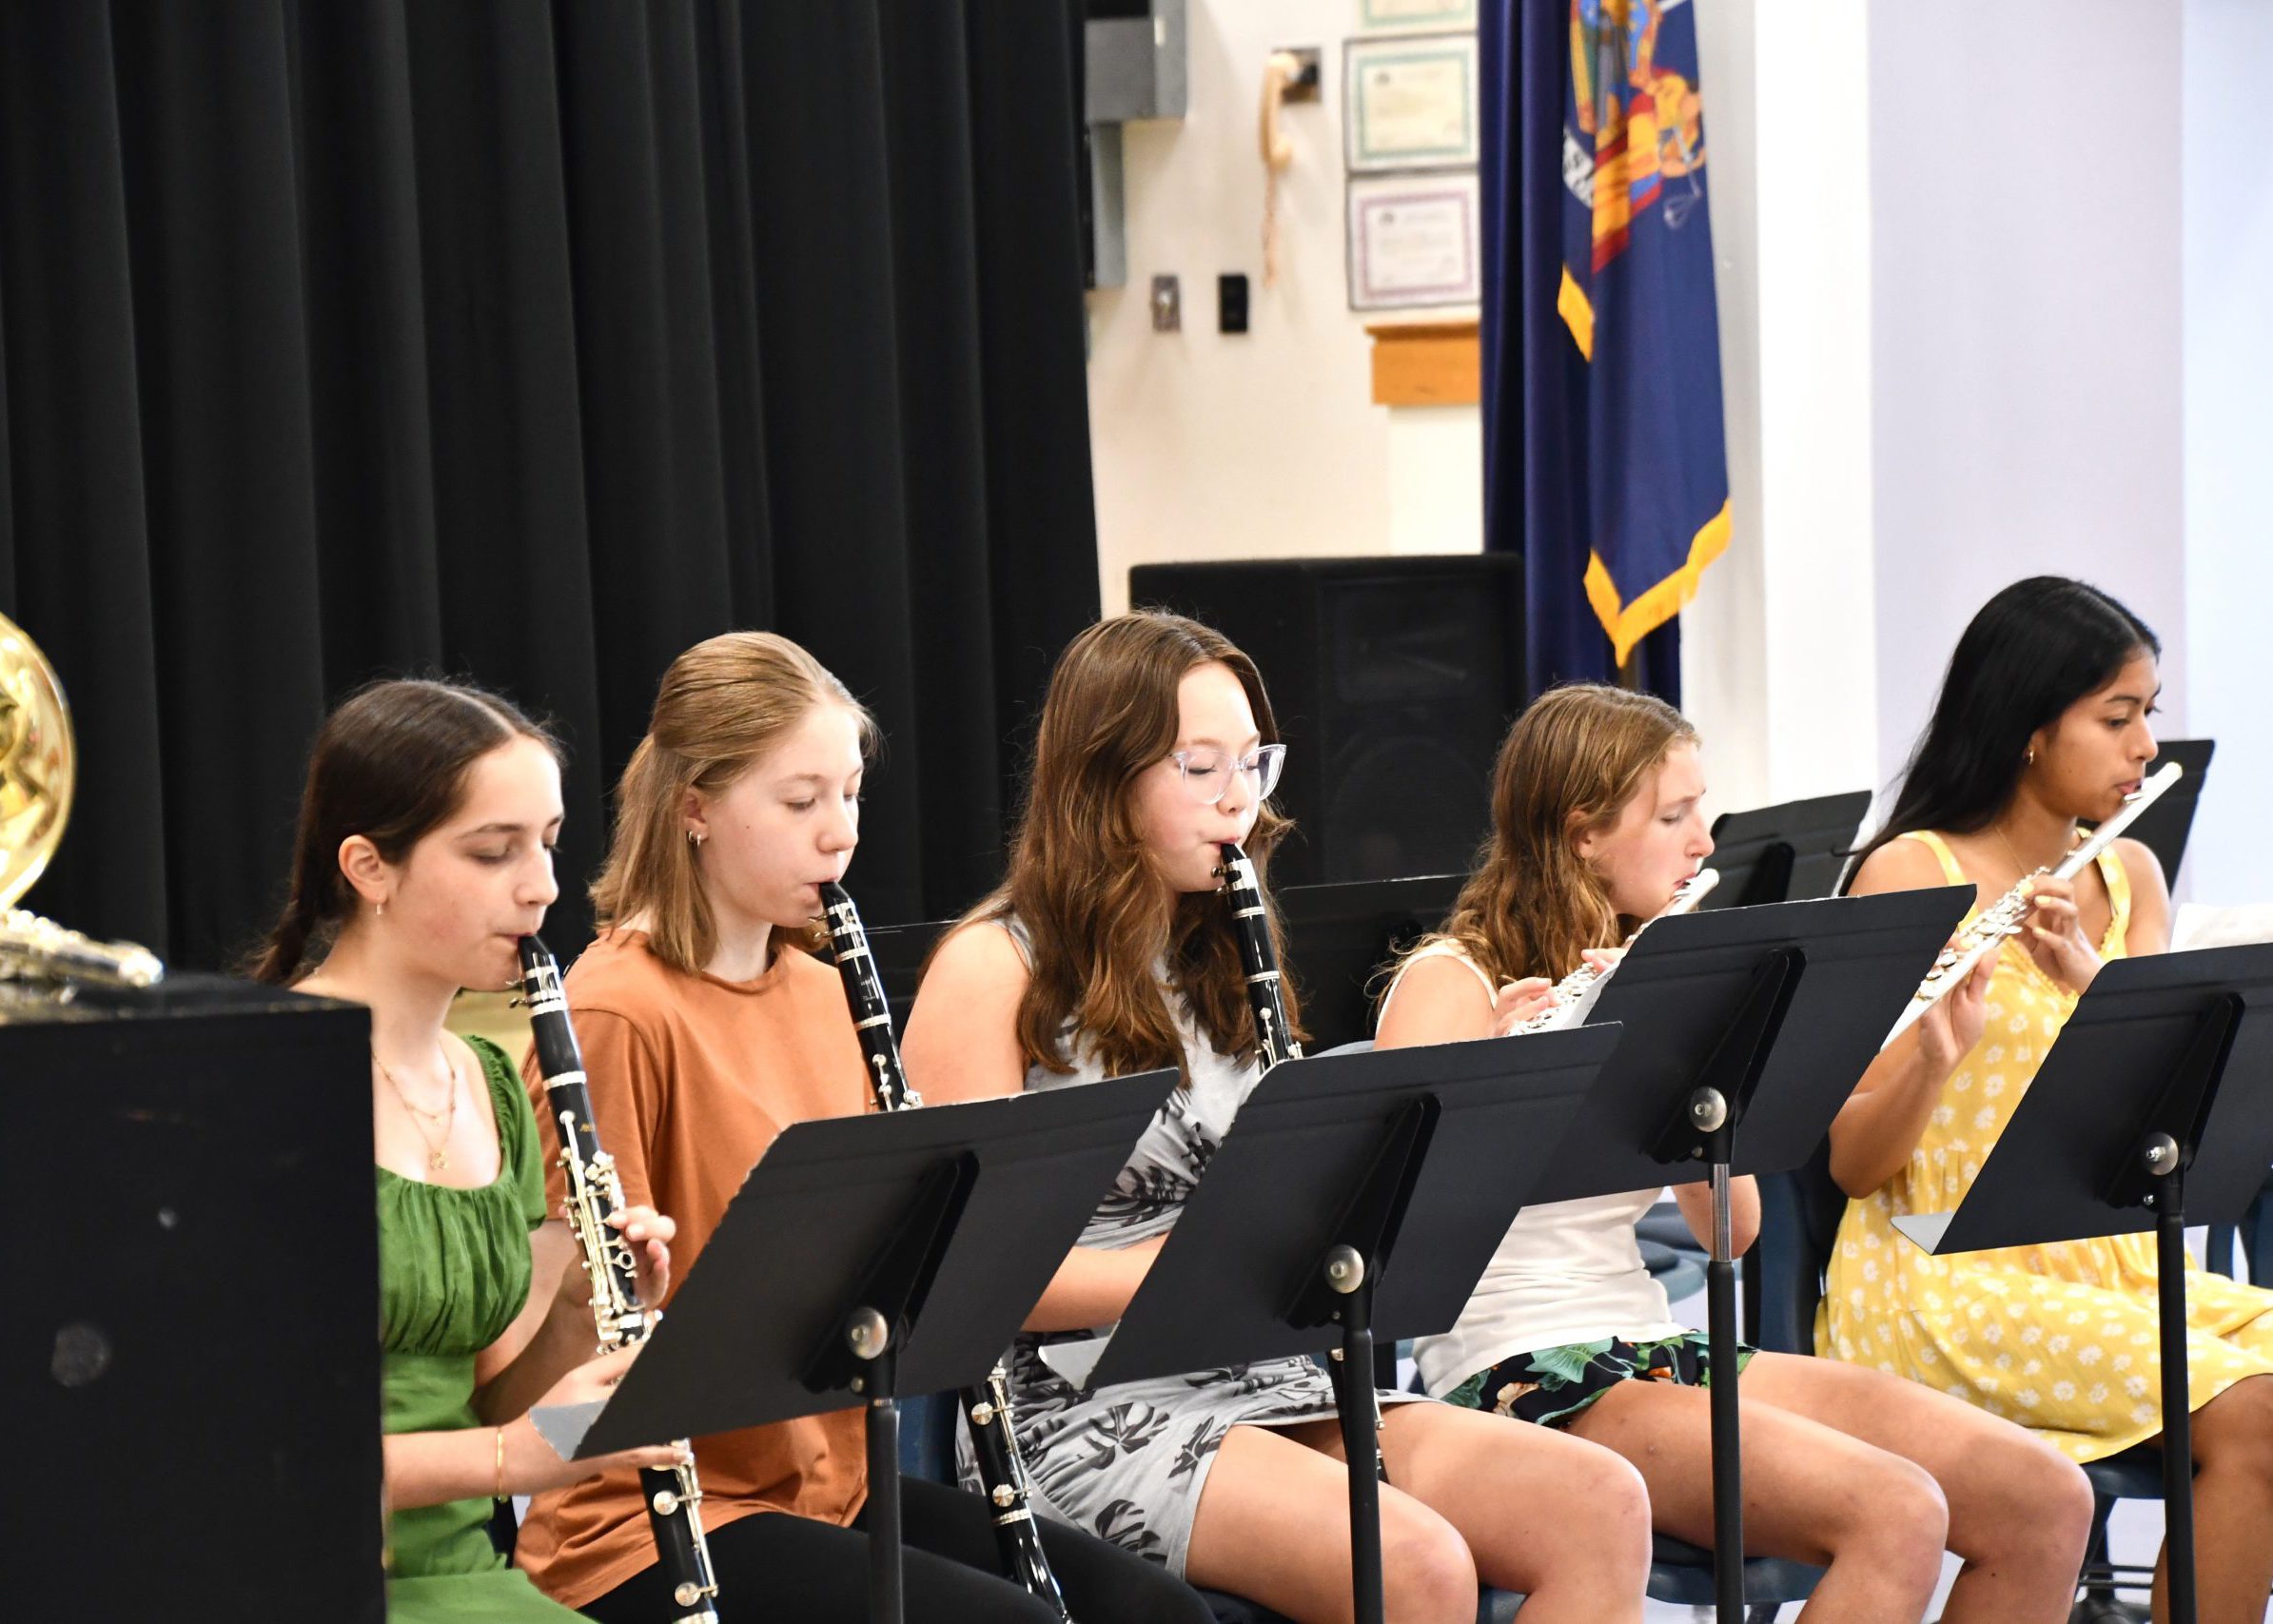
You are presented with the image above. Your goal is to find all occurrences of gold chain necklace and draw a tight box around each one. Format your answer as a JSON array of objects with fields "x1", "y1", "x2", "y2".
[
  {"x1": 1991, "y1": 818, "x2": 2077, "y2": 884},
  {"x1": 1990, "y1": 822, "x2": 2030, "y2": 883},
  {"x1": 376, "y1": 1046, "x2": 460, "y2": 1174}
]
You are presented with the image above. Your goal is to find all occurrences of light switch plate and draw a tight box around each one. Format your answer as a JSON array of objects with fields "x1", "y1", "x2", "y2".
[{"x1": 1150, "y1": 274, "x2": 1181, "y2": 332}]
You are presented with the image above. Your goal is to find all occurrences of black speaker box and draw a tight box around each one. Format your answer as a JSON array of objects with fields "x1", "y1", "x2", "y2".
[
  {"x1": 1128, "y1": 556, "x2": 1526, "y2": 890},
  {"x1": 7, "y1": 975, "x2": 384, "y2": 1620}
]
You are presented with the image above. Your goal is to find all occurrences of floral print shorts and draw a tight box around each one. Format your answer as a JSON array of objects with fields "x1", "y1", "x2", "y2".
[{"x1": 1444, "y1": 1331, "x2": 1754, "y2": 1428}]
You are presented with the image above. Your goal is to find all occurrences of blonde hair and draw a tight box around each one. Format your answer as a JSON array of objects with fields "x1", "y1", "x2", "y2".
[
  {"x1": 593, "y1": 632, "x2": 877, "y2": 974},
  {"x1": 1419, "y1": 682, "x2": 1696, "y2": 986}
]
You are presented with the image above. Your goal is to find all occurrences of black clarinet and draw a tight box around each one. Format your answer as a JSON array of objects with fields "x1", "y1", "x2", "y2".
[
  {"x1": 1216, "y1": 842, "x2": 1396, "y2": 1485},
  {"x1": 518, "y1": 937, "x2": 722, "y2": 1624},
  {"x1": 1215, "y1": 840, "x2": 1302, "y2": 1068},
  {"x1": 817, "y1": 883, "x2": 1074, "y2": 1623}
]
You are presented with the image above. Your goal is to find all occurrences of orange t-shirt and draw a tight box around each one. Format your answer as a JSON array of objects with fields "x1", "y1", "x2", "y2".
[{"x1": 514, "y1": 928, "x2": 872, "y2": 1609}]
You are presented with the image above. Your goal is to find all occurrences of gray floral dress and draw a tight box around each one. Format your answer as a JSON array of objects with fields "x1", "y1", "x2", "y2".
[{"x1": 955, "y1": 919, "x2": 1431, "y2": 1575}]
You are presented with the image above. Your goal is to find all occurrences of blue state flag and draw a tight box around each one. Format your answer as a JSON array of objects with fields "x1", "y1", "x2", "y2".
[
  {"x1": 1484, "y1": 0, "x2": 1729, "y2": 693},
  {"x1": 1558, "y1": 0, "x2": 1730, "y2": 667}
]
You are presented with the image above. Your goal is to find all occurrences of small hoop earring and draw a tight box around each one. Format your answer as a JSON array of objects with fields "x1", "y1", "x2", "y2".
[
  {"x1": 375, "y1": 900, "x2": 386, "y2": 919},
  {"x1": 686, "y1": 830, "x2": 705, "y2": 849},
  {"x1": 2025, "y1": 747, "x2": 2037, "y2": 767}
]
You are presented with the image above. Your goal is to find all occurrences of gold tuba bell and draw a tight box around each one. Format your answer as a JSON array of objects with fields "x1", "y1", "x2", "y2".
[{"x1": 0, "y1": 612, "x2": 163, "y2": 990}]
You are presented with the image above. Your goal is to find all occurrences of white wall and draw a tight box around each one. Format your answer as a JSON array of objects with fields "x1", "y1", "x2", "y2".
[
  {"x1": 1867, "y1": 0, "x2": 2187, "y2": 795},
  {"x1": 1088, "y1": 2, "x2": 2219, "y2": 890},
  {"x1": 2181, "y1": 0, "x2": 2273, "y2": 904},
  {"x1": 1694, "y1": 0, "x2": 2192, "y2": 825},
  {"x1": 1682, "y1": 0, "x2": 1879, "y2": 820},
  {"x1": 1087, "y1": 1, "x2": 1479, "y2": 615},
  {"x1": 1679, "y1": 0, "x2": 1773, "y2": 812},
  {"x1": 1087, "y1": 0, "x2": 1888, "y2": 821}
]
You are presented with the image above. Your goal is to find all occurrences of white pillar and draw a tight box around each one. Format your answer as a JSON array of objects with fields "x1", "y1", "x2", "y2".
[
  {"x1": 1686, "y1": 0, "x2": 1880, "y2": 815},
  {"x1": 2182, "y1": 0, "x2": 2273, "y2": 903}
]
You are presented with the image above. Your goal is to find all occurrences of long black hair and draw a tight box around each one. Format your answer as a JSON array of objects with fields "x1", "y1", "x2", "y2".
[{"x1": 1847, "y1": 577, "x2": 2159, "y2": 886}]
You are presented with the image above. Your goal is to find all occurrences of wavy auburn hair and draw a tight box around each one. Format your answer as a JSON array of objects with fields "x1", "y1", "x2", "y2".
[
  {"x1": 1418, "y1": 683, "x2": 1696, "y2": 987},
  {"x1": 593, "y1": 632, "x2": 878, "y2": 975},
  {"x1": 967, "y1": 612, "x2": 1303, "y2": 1081}
]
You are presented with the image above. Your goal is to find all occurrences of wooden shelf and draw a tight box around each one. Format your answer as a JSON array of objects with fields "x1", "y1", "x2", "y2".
[{"x1": 1367, "y1": 316, "x2": 1480, "y2": 407}]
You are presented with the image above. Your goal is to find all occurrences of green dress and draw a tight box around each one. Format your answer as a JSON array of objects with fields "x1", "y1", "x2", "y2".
[{"x1": 382, "y1": 1034, "x2": 587, "y2": 1621}]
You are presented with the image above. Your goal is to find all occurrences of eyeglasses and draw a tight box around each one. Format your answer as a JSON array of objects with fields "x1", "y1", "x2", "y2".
[{"x1": 1166, "y1": 743, "x2": 1286, "y2": 806}]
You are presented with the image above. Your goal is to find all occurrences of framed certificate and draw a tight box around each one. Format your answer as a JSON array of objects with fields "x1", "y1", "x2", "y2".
[
  {"x1": 1343, "y1": 32, "x2": 1479, "y2": 173},
  {"x1": 1360, "y1": 0, "x2": 1478, "y2": 30},
  {"x1": 1345, "y1": 170, "x2": 1482, "y2": 310}
]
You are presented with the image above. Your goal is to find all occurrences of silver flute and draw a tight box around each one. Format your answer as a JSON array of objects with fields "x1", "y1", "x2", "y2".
[
  {"x1": 1883, "y1": 760, "x2": 2182, "y2": 1048},
  {"x1": 1508, "y1": 867, "x2": 1721, "y2": 1035}
]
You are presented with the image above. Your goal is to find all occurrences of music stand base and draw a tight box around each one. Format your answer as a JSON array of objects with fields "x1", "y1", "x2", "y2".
[
  {"x1": 863, "y1": 1352, "x2": 905, "y2": 1624},
  {"x1": 2155, "y1": 1181, "x2": 2197, "y2": 1624},
  {"x1": 1329, "y1": 1316, "x2": 1387, "y2": 1624},
  {"x1": 1706, "y1": 1160, "x2": 1746, "y2": 1624}
]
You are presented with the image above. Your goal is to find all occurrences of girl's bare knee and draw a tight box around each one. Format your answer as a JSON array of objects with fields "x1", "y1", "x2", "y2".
[
  {"x1": 1579, "y1": 1449, "x2": 1654, "y2": 1578},
  {"x1": 2198, "y1": 1372, "x2": 2273, "y2": 1476},
  {"x1": 1380, "y1": 1500, "x2": 1478, "y2": 1624},
  {"x1": 2033, "y1": 1449, "x2": 2098, "y2": 1560},
  {"x1": 1960, "y1": 1437, "x2": 2096, "y2": 1572},
  {"x1": 1831, "y1": 1455, "x2": 1949, "y2": 1595},
  {"x1": 1511, "y1": 1447, "x2": 1651, "y2": 1598}
]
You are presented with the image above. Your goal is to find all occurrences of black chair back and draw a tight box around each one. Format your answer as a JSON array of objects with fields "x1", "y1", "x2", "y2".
[{"x1": 1751, "y1": 1146, "x2": 1849, "y2": 1356}]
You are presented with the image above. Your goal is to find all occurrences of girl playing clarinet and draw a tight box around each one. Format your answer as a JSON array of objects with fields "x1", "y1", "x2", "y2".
[
  {"x1": 250, "y1": 679, "x2": 684, "y2": 1623},
  {"x1": 512, "y1": 631, "x2": 1211, "y2": 1624},
  {"x1": 903, "y1": 612, "x2": 1655, "y2": 1624}
]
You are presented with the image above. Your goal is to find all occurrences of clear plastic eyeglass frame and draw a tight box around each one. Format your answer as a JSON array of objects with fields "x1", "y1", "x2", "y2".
[{"x1": 1166, "y1": 743, "x2": 1286, "y2": 806}]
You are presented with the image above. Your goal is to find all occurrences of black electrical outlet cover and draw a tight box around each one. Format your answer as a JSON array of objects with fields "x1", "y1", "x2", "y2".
[{"x1": 1219, "y1": 273, "x2": 1249, "y2": 334}]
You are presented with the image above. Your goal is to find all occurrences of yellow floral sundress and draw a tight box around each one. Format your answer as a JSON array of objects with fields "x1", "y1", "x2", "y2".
[{"x1": 1816, "y1": 831, "x2": 2273, "y2": 1460}]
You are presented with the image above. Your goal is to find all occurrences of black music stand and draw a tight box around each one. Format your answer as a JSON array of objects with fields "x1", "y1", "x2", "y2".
[
  {"x1": 2123, "y1": 738, "x2": 2213, "y2": 887},
  {"x1": 1271, "y1": 872, "x2": 1465, "y2": 1050},
  {"x1": 1705, "y1": 790, "x2": 1872, "y2": 909},
  {"x1": 537, "y1": 1072, "x2": 1177, "y2": 1624},
  {"x1": 1048, "y1": 1028, "x2": 1623, "y2": 1624},
  {"x1": 1524, "y1": 887, "x2": 1973, "y2": 1624},
  {"x1": 1891, "y1": 944, "x2": 2273, "y2": 1624}
]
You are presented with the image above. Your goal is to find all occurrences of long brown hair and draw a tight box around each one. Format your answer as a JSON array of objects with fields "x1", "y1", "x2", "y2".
[
  {"x1": 966, "y1": 612, "x2": 1302, "y2": 1081},
  {"x1": 247, "y1": 679, "x2": 561, "y2": 984},
  {"x1": 1421, "y1": 683, "x2": 1696, "y2": 986},
  {"x1": 592, "y1": 631, "x2": 878, "y2": 975}
]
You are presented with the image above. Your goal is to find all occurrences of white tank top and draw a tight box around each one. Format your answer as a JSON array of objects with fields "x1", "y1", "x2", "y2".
[{"x1": 1382, "y1": 941, "x2": 1688, "y2": 1396}]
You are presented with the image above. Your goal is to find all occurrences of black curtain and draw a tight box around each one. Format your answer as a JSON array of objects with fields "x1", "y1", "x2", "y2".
[{"x1": 0, "y1": 0, "x2": 1099, "y2": 969}]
